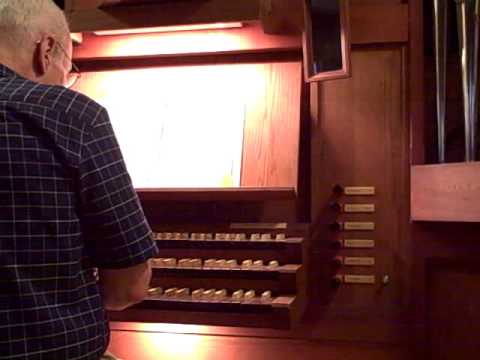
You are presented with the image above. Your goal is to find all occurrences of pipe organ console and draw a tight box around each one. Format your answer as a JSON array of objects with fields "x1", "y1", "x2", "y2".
[
  {"x1": 59, "y1": 0, "x2": 480, "y2": 358},
  {"x1": 66, "y1": 13, "x2": 415, "y2": 355},
  {"x1": 108, "y1": 196, "x2": 308, "y2": 329}
]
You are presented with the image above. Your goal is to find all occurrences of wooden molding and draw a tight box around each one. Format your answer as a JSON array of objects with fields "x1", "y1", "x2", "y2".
[
  {"x1": 67, "y1": 2, "x2": 408, "y2": 45},
  {"x1": 136, "y1": 188, "x2": 297, "y2": 202},
  {"x1": 67, "y1": 0, "x2": 260, "y2": 32},
  {"x1": 350, "y1": 3, "x2": 408, "y2": 44},
  {"x1": 259, "y1": 0, "x2": 304, "y2": 35},
  {"x1": 73, "y1": 22, "x2": 302, "y2": 60},
  {"x1": 411, "y1": 162, "x2": 480, "y2": 222}
]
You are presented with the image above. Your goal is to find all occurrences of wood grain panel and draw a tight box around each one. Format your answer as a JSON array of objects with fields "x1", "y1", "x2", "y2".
[
  {"x1": 107, "y1": 330, "x2": 411, "y2": 360},
  {"x1": 428, "y1": 263, "x2": 480, "y2": 360},
  {"x1": 137, "y1": 188, "x2": 296, "y2": 202},
  {"x1": 259, "y1": 0, "x2": 304, "y2": 35},
  {"x1": 67, "y1": 0, "x2": 259, "y2": 32},
  {"x1": 72, "y1": 61, "x2": 302, "y2": 190},
  {"x1": 350, "y1": 4, "x2": 408, "y2": 44},
  {"x1": 241, "y1": 62, "x2": 303, "y2": 188},
  {"x1": 310, "y1": 47, "x2": 409, "y2": 332},
  {"x1": 67, "y1": 4, "x2": 407, "y2": 46},
  {"x1": 73, "y1": 22, "x2": 302, "y2": 60},
  {"x1": 411, "y1": 162, "x2": 480, "y2": 222}
]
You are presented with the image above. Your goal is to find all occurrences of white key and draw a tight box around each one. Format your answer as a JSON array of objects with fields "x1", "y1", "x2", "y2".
[
  {"x1": 250, "y1": 233, "x2": 260, "y2": 241},
  {"x1": 215, "y1": 259, "x2": 227, "y2": 268},
  {"x1": 252, "y1": 260, "x2": 264, "y2": 268},
  {"x1": 268, "y1": 260, "x2": 280, "y2": 268},
  {"x1": 244, "y1": 290, "x2": 256, "y2": 301},
  {"x1": 202, "y1": 289, "x2": 216, "y2": 300},
  {"x1": 241, "y1": 260, "x2": 253, "y2": 269},
  {"x1": 234, "y1": 233, "x2": 242, "y2": 241},
  {"x1": 189, "y1": 259, "x2": 202, "y2": 268},
  {"x1": 181, "y1": 232, "x2": 189, "y2": 240},
  {"x1": 226, "y1": 259, "x2": 238, "y2": 268},
  {"x1": 192, "y1": 289, "x2": 205, "y2": 300},
  {"x1": 205, "y1": 233, "x2": 213, "y2": 240},
  {"x1": 162, "y1": 258, "x2": 177, "y2": 267},
  {"x1": 232, "y1": 289, "x2": 245, "y2": 301},
  {"x1": 198, "y1": 233, "x2": 206, "y2": 240},
  {"x1": 215, "y1": 233, "x2": 225, "y2": 240},
  {"x1": 261, "y1": 290, "x2": 272, "y2": 303},
  {"x1": 260, "y1": 233, "x2": 272, "y2": 241},
  {"x1": 178, "y1": 259, "x2": 191, "y2": 268},
  {"x1": 204, "y1": 259, "x2": 217, "y2": 268},
  {"x1": 148, "y1": 287, "x2": 163, "y2": 296},
  {"x1": 275, "y1": 233, "x2": 286, "y2": 241},
  {"x1": 151, "y1": 258, "x2": 162, "y2": 267},
  {"x1": 214, "y1": 289, "x2": 227, "y2": 301},
  {"x1": 175, "y1": 288, "x2": 190, "y2": 298},
  {"x1": 164, "y1": 288, "x2": 178, "y2": 297},
  {"x1": 164, "y1": 232, "x2": 173, "y2": 240},
  {"x1": 173, "y1": 232, "x2": 182, "y2": 240}
]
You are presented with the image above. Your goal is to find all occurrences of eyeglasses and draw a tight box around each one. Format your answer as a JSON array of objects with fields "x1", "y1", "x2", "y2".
[
  {"x1": 55, "y1": 41, "x2": 81, "y2": 89},
  {"x1": 36, "y1": 39, "x2": 81, "y2": 89}
]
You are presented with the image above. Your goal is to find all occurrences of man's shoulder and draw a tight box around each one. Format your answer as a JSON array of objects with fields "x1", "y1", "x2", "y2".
[{"x1": 4, "y1": 78, "x2": 106, "y2": 124}]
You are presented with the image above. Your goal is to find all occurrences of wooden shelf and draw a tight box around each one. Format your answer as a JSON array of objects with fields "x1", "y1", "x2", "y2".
[
  {"x1": 137, "y1": 187, "x2": 297, "y2": 202},
  {"x1": 108, "y1": 296, "x2": 299, "y2": 329},
  {"x1": 154, "y1": 248, "x2": 302, "y2": 266},
  {"x1": 411, "y1": 162, "x2": 480, "y2": 222},
  {"x1": 153, "y1": 238, "x2": 304, "y2": 268},
  {"x1": 111, "y1": 220, "x2": 307, "y2": 329},
  {"x1": 67, "y1": 0, "x2": 260, "y2": 33},
  {"x1": 151, "y1": 265, "x2": 301, "y2": 294},
  {"x1": 152, "y1": 265, "x2": 301, "y2": 278},
  {"x1": 155, "y1": 237, "x2": 303, "y2": 247}
]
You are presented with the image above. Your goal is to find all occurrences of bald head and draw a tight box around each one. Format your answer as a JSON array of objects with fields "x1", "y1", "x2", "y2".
[{"x1": 0, "y1": 0, "x2": 72, "y2": 87}]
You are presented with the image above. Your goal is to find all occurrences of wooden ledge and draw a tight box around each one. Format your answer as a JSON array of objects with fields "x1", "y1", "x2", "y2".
[
  {"x1": 154, "y1": 237, "x2": 303, "y2": 249},
  {"x1": 151, "y1": 265, "x2": 302, "y2": 280},
  {"x1": 108, "y1": 295, "x2": 297, "y2": 329},
  {"x1": 137, "y1": 187, "x2": 297, "y2": 202},
  {"x1": 411, "y1": 162, "x2": 480, "y2": 222}
]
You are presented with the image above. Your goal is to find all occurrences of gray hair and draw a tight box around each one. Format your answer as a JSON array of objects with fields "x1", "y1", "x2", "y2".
[{"x1": 0, "y1": 0, "x2": 70, "y2": 48}]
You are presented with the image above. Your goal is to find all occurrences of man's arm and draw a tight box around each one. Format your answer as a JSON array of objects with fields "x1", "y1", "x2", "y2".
[
  {"x1": 78, "y1": 107, "x2": 159, "y2": 311},
  {"x1": 98, "y1": 260, "x2": 152, "y2": 311}
]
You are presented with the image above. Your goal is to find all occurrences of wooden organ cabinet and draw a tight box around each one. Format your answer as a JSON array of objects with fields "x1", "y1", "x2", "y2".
[
  {"x1": 59, "y1": 0, "x2": 478, "y2": 359},
  {"x1": 110, "y1": 191, "x2": 309, "y2": 329},
  {"x1": 67, "y1": 0, "x2": 310, "y2": 331}
]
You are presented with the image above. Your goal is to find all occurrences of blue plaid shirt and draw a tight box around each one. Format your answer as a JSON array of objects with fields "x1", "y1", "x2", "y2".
[{"x1": 0, "y1": 64, "x2": 158, "y2": 359}]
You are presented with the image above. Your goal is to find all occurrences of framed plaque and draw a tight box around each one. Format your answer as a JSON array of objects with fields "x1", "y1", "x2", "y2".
[{"x1": 303, "y1": 0, "x2": 351, "y2": 82}]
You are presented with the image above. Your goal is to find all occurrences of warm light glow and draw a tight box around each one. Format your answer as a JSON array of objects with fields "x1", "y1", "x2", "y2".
[
  {"x1": 72, "y1": 64, "x2": 270, "y2": 188},
  {"x1": 139, "y1": 332, "x2": 207, "y2": 359},
  {"x1": 94, "y1": 22, "x2": 243, "y2": 36},
  {"x1": 95, "y1": 30, "x2": 251, "y2": 59}
]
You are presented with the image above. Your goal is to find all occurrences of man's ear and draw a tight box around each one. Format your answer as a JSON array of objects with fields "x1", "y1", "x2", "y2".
[{"x1": 33, "y1": 36, "x2": 56, "y2": 76}]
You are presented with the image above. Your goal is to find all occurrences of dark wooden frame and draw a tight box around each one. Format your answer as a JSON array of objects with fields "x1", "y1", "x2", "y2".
[{"x1": 302, "y1": 0, "x2": 351, "y2": 82}]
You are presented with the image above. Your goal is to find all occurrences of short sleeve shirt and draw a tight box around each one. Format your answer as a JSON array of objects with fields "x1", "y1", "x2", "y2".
[{"x1": 0, "y1": 64, "x2": 159, "y2": 360}]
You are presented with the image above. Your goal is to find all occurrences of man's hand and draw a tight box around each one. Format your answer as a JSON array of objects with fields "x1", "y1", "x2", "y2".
[{"x1": 98, "y1": 260, "x2": 152, "y2": 311}]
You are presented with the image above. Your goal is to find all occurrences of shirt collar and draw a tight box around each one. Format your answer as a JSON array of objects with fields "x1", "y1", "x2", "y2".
[{"x1": 0, "y1": 64, "x2": 19, "y2": 79}]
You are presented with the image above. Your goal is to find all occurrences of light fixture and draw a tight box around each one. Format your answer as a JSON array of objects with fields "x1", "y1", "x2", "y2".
[{"x1": 93, "y1": 22, "x2": 243, "y2": 36}]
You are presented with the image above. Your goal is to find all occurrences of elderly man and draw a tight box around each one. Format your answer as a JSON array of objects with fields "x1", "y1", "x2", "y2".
[{"x1": 0, "y1": 1, "x2": 158, "y2": 359}]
